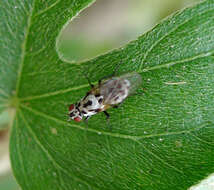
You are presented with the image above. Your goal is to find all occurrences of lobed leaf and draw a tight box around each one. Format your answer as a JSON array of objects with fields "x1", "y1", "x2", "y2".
[{"x1": 0, "y1": 0, "x2": 214, "y2": 189}]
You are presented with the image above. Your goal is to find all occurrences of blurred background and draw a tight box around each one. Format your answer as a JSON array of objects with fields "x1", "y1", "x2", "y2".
[
  {"x1": 57, "y1": 0, "x2": 198, "y2": 63},
  {"x1": 2, "y1": 0, "x2": 214, "y2": 189}
]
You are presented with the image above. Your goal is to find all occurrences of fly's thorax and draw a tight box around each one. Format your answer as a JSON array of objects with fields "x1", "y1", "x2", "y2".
[{"x1": 78, "y1": 93, "x2": 104, "y2": 117}]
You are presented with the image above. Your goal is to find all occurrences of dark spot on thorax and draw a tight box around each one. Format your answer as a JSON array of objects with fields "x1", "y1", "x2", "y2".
[
  {"x1": 83, "y1": 100, "x2": 92, "y2": 108},
  {"x1": 95, "y1": 93, "x2": 101, "y2": 97},
  {"x1": 89, "y1": 109, "x2": 101, "y2": 113},
  {"x1": 98, "y1": 98, "x2": 103, "y2": 104},
  {"x1": 88, "y1": 109, "x2": 95, "y2": 112},
  {"x1": 76, "y1": 107, "x2": 81, "y2": 112},
  {"x1": 81, "y1": 110, "x2": 87, "y2": 114},
  {"x1": 95, "y1": 94, "x2": 103, "y2": 104}
]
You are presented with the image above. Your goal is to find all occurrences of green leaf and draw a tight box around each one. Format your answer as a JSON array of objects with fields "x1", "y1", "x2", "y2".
[{"x1": 0, "y1": 0, "x2": 214, "y2": 189}]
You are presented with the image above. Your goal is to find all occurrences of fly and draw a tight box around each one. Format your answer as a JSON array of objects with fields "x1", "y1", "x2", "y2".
[{"x1": 68, "y1": 72, "x2": 142, "y2": 124}]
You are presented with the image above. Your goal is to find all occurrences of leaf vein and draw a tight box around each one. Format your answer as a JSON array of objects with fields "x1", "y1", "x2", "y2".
[
  {"x1": 190, "y1": 133, "x2": 214, "y2": 145},
  {"x1": 134, "y1": 140, "x2": 183, "y2": 174},
  {"x1": 5, "y1": 21, "x2": 16, "y2": 38},
  {"x1": 21, "y1": 50, "x2": 214, "y2": 101},
  {"x1": 0, "y1": 88, "x2": 9, "y2": 97},
  {"x1": 19, "y1": 108, "x2": 95, "y2": 189},
  {"x1": 139, "y1": 6, "x2": 214, "y2": 71},
  {"x1": 15, "y1": 0, "x2": 36, "y2": 97},
  {"x1": 34, "y1": 0, "x2": 61, "y2": 17},
  {"x1": 14, "y1": 115, "x2": 29, "y2": 188},
  {"x1": 26, "y1": 45, "x2": 47, "y2": 57},
  {"x1": 20, "y1": 83, "x2": 90, "y2": 100},
  {"x1": 141, "y1": 50, "x2": 214, "y2": 72},
  {"x1": 20, "y1": 103, "x2": 206, "y2": 141}
]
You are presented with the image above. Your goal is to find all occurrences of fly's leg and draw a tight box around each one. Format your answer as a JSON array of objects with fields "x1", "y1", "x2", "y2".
[
  {"x1": 103, "y1": 111, "x2": 112, "y2": 130},
  {"x1": 103, "y1": 111, "x2": 110, "y2": 118},
  {"x1": 82, "y1": 72, "x2": 94, "y2": 88},
  {"x1": 98, "y1": 75, "x2": 112, "y2": 87},
  {"x1": 84, "y1": 116, "x2": 90, "y2": 129},
  {"x1": 86, "y1": 75, "x2": 95, "y2": 88}
]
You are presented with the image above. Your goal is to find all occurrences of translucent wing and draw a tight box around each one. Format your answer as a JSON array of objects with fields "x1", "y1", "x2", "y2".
[{"x1": 100, "y1": 72, "x2": 142, "y2": 105}]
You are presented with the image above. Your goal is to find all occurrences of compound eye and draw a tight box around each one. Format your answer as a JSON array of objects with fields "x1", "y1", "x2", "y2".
[
  {"x1": 74, "y1": 116, "x2": 82, "y2": 122},
  {"x1": 69, "y1": 104, "x2": 75, "y2": 111}
]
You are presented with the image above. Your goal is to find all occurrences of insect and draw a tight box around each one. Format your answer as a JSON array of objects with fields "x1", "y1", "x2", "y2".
[{"x1": 68, "y1": 72, "x2": 142, "y2": 124}]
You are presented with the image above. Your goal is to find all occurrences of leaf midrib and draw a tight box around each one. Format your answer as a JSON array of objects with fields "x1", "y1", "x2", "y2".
[
  {"x1": 15, "y1": 0, "x2": 36, "y2": 98},
  {"x1": 20, "y1": 103, "x2": 206, "y2": 141}
]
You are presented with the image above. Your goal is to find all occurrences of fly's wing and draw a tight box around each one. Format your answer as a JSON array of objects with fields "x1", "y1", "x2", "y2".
[
  {"x1": 119, "y1": 72, "x2": 142, "y2": 95},
  {"x1": 100, "y1": 72, "x2": 142, "y2": 105}
]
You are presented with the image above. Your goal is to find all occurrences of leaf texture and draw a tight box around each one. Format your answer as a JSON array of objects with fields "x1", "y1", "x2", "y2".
[{"x1": 0, "y1": 0, "x2": 214, "y2": 189}]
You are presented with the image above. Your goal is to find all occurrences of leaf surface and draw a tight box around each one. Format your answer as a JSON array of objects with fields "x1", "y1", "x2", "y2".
[{"x1": 0, "y1": 0, "x2": 214, "y2": 189}]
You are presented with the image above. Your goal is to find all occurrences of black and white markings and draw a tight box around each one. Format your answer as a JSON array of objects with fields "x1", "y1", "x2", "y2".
[{"x1": 68, "y1": 72, "x2": 142, "y2": 123}]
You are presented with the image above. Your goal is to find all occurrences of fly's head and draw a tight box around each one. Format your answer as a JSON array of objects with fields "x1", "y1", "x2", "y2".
[{"x1": 68, "y1": 103, "x2": 82, "y2": 122}]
